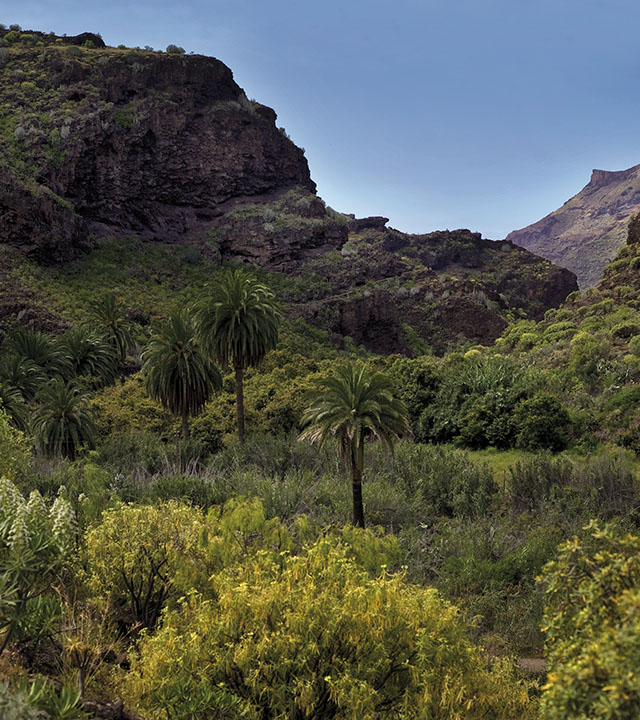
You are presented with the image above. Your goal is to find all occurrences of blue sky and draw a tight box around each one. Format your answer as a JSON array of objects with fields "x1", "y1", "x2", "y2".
[{"x1": 4, "y1": 0, "x2": 640, "y2": 238}]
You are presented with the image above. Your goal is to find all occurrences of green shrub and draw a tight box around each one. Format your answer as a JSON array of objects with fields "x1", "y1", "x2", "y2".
[
  {"x1": 543, "y1": 320, "x2": 576, "y2": 343},
  {"x1": 628, "y1": 335, "x2": 640, "y2": 356},
  {"x1": 507, "y1": 451, "x2": 639, "y2": 520},
  {"x1": 513, "y1": 393, "x2": 571, "y2": 452},
  {"x1": 85, "y1": 501, "x2": 205, "y2": 630},
  {"x1": 165, "y1": 44, "x2": 185, "y2": 54},
  {"x1": 516, "y1": 332, "x2": 539, "y2": 350},
  {"x1": 65, "y1": 45, "x2": 82, "y2": 57},
  {"x1": 417, "y1": 516, "x2": 562, "y2": 653},
  {"x1": 0, "y1": 478, "x2": 76, "y2": 650},
  {"x1": 569, "y1": 331, "x2": 609, "y2": 385},
  {"x1": 508, "y1": 455, "x2": 573, "y2": 512},
  {"x1": 612, "y1": 320, "x2": 640, "y2": 338},
  {"x1": 0, "y1": 683, "x2": 40, "y2": 720},
  {"x1": 0, "y1": 410, "x2": 30, "y2": 480}
]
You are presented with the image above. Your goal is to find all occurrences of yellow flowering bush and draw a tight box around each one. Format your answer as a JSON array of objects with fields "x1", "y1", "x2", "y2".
[
  {"x1": 123, "y1": 535, "x2": 536, "y2": 720},
  {"x1": 540, "y1": 521, "x2": 640, "y2": 718}
]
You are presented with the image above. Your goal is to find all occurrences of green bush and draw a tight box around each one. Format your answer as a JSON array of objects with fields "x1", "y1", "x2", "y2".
[
  {"x1": 508, "y1": 454, "x2": 573, "y2": 512},
  {"x1": 611, "y1": 320, "x2": 640, "y2": 338},
  {"x1": 0, "y1": 683, "x2": 40, "y2": 720},
  {"x1": 0, "y1": 410, "x2": 30, "y2": 480},
  {"x1": 85, "y1": 501, "x2": 205, "y2": 630},
  {"x1": 507, "y1": 451, "x2": 639, "y2": 520},
  {"x1": 543, "y1": 321, "x2": 577, "y2": 343},
  {"x1": 0, "y1": 478, "x2": 76, "y2": 651},
  {"x1": 513, "y1": 393, "x2": 571, "y2": 452},
  {"x1": 415, "y1": 516, "x2": 562, "y2": 653},
  {"x1": 165, "y1": 44, "x2": 185, "y2": 54},
  {"x1": 628, "y1": 335, "x2": 640, "y2": 356},
  {"x1": 418, "y1": 355, "x2": 534, "y2": 448}
]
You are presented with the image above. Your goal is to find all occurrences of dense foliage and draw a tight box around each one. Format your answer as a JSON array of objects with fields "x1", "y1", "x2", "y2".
[{"x1": 124, "y1": 532, "x2": 536, "y2": 720}]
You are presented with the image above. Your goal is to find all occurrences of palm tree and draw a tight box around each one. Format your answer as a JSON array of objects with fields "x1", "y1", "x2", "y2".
[
  {"x1": 300, "y1": 363, "x2": 410, "y2": 528},
  {"x1": 0, "y1": 382, "x2": 27, "y2": 430},
  {"x1": 31, "y1": 377, "x2": 96, "y2": 459},
  {"x1": 194, "y1": 268, "x2": 281, "y2": 443},
  {"x1": 4, "y1": 328, "x2": 69, "y2": 378},
  {"x1": 88, "y1": 294, "x2": 135, "y2": 366},
  {"x1": 0, "y1": 352, "x2": 45, "y2": 402},
  {"x1": 142, "y1": 311, "x2": 222, "y2": 441},
  {"x1": 56, "y1": 327, "x2": 119, "y2": 387}
]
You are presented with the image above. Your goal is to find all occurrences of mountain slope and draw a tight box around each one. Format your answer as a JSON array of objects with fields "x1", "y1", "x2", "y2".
[
  {"x1": 506, "y1": 165, "x2": 640, "y2": 288},
  {"x1": 0, "y1": 29, "x2": 577, "y2": 354}
]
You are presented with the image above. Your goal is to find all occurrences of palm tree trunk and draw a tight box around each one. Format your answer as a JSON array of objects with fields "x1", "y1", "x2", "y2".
[
  {"x1": 182, "y1": 411, "x2": 189, "y2": 442},
  {"x1": 351, "y1": 441, "x2": 365, "y2": 528},
  {"x1": 235, "y1": 363, "x2": 245, "y2": 444}
]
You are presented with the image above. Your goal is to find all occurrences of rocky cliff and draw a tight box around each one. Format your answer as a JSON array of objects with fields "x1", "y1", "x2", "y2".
[
  {"x1": 0, "y1": 29, "x2": 578, "y2": 354},
  {"x1": 506, "y1": 164, "x2": 640, "y2": 288},
  {"x1": 0, "y1": 33, "x2": 314, "y2": 261}
]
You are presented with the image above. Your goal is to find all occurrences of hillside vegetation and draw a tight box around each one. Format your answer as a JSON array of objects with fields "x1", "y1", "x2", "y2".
[{"x1": 1, "y1": 23, "x2": 639, "y2": 720}]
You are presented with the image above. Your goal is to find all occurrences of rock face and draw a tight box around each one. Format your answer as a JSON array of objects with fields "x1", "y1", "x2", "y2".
[
  {"x1": 0, "y1": 41, "x2": 313, "y2": 262},
  {"x1": 506, "y1": 165, "x2": 640, "y2": 288},
  {"x1": 285, "y1": 224, "x2": 577, "y2": 355}
]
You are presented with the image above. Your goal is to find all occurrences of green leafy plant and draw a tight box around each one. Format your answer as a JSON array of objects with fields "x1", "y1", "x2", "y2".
[
  {"x1": 0, "y1": 478, "x2": 76, "y2": 653},
  {"x1": 56, "y1": 327, "x2": 118, "y2": 387},
  {"x1": 540, "y1": 522, "x2": 640, "y2": 719},
  {"x1": 31, "y1": 378, "x2": 96, "y2": 459},
  {"x1": 123, "y1": 534, "x2": 537, "y2": 720}
]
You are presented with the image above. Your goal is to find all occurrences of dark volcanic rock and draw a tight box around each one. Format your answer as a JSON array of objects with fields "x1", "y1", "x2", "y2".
[
  {"x1": 339, "y1": 289, "x2": 409, "y2": 355},
  {"x1": 287, "y1": 226, "x2": 577, "y2": 355},
  {"x1": 212, "y1": 189, "x2": 347, "y2": 271},
  {"x1": 0, "y1": 46, "x2": 314, "y2": 261}
]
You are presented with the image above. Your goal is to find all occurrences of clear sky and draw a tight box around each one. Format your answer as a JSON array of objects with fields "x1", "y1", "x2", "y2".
[{"x1": 4, "y1": 0, "x2": 640, "y2": 238}]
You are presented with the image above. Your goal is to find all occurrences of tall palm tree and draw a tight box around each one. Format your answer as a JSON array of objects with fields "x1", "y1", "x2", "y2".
[
  {"x1": 194, "y1": 268, "x2": 281, "y2": 443},
  {"x1": 31, "y1": 377, "x2": 96, "y2": 459},
  {"x1": 300, "y1": 363, "x2": 410, "y2": 528},
  {"x1": 142, "y1": 311, "x2": 222, "y2": 441},
  {"x1": 88, "y1": 294, "x2": 135, "y2": 366}
]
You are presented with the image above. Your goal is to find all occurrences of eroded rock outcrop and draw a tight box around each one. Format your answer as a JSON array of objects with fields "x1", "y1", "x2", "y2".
[{"x1": 0, "y1": 34, "x2": 578, "y2": 354}]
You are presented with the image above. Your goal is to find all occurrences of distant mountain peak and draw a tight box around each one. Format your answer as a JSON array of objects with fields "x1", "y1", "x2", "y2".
[{"x1": 507, "y1": 164, "x2": 640, "y2": 288}]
